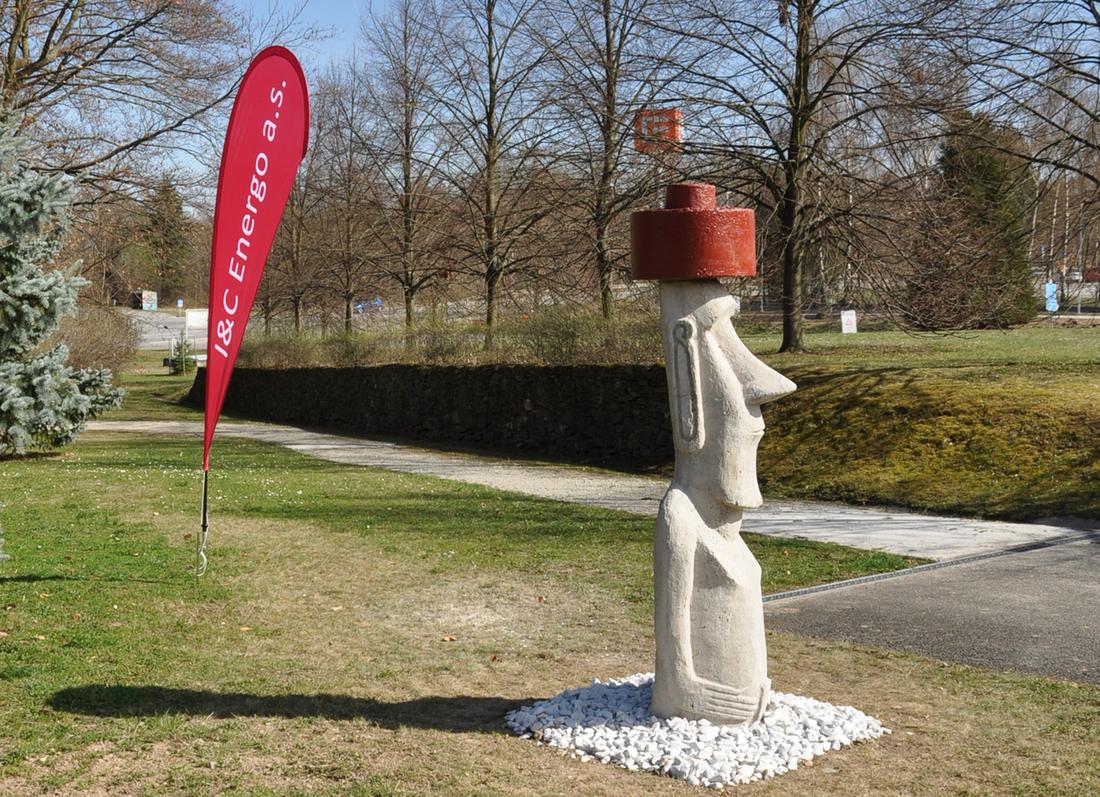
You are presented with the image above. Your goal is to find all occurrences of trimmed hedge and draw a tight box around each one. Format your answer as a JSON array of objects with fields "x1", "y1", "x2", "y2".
[{"x1": 189, "y1": 365, "x2": 674, "y2": 467}]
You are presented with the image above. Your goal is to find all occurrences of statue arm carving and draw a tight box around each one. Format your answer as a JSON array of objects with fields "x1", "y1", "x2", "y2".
[
  {"x1": 655, "y1": 505, "x2": 695, "y2": 679},
  {"x1": 654, "y1": 493, "x2": 761, "y2": 721}
]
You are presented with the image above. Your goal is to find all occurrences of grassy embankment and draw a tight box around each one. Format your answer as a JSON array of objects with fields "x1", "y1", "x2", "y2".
[
  {"x1": 1, "y1": 426, "x2": 1097, "y2": 795},
  {"x1": 751, "y1": 326, "x2": 1099, "y2": 521},
  {"x1": 108, "y1": 352, "x2": 202, "y2": 421}
]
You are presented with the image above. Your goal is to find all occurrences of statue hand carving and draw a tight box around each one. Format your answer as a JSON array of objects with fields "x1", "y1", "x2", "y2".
[
  {"x1": 691, "y1": 676, "x2": 762, "y2": 723},
  {"x1": 653, "y1": 667, "x2": 767, "y2": 725}
]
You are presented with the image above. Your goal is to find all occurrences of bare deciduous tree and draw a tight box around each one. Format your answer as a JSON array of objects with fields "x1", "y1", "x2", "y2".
[
  {"x1": 269, "y1": 120, "x2": 327, "y2": 335},
  {"x1": 0, "y1": 1, "x2": 254, "y2": 192},
  {"x1": 429, "y1": 0, "x2": 558, "y2": 347},
  {"x1": 661, "y1": 0, "x2": 974, "y2": 350},
  {"x1": 535, "y1": 0, "x2": 683, "y2": 317},
  {"x1": 359, "y1": 0, "x2": 451, "y2": 331},
  {"x1": 313, "y1": 65, "x2": 377, "y2": 333}
]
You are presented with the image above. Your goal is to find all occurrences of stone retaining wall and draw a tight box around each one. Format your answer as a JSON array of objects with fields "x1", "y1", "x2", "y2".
[{"x1": 189, "y1": 365, "x2": 673, "y2": 467}]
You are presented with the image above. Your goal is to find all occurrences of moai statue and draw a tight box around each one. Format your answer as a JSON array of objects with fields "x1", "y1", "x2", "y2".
[{"x1": 631, "y1": 183, "x2": 796, "y2": 724}]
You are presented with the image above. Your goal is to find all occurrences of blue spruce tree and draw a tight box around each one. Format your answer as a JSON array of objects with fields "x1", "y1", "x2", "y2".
[{"x1": 0, "y1": 130, "x2": 123, "y2": 455}]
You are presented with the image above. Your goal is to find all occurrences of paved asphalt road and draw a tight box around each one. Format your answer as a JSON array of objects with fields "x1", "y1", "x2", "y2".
[
  {"x1": 766, "y1": 535, "x2": 1100, "y2": 685},
  {"x1": 122, "y1": 309, "x2": 206, "y2": 351}
]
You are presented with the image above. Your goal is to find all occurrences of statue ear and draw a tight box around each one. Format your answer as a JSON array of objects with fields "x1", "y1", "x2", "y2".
[{"x1": 671, "y1": 319, "x2": 705, "y2": 451}]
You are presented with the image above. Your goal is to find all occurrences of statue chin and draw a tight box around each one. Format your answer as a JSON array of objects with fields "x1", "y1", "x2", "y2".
[
  {"x1": 717, "y1": 481, "x2": 763, "y2": 511},
  {"x1": 713, "y1": 434, "x2": 765, "y2": 510},
  {"x1": 680, "y1": 439, "x2": 764, "y2": 512}
]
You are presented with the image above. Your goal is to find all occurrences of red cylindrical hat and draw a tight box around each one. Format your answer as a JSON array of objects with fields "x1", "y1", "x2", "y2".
[{"x1": 630, "y1": 182, "x2": 756, "y2": 280}]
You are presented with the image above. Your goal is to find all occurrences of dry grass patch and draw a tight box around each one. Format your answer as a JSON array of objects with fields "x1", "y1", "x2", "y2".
[
  {"x1": 2, "y1": 433, "x2": 1096, "y2": 796},
  {"x1": 11, "y1": 509, "x2": 1096, "y2": 797}
]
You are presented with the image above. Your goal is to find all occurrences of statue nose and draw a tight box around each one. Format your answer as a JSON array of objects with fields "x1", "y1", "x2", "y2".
[{"x1": 741, "y1": 362, "x2": 796, "y2": 407}]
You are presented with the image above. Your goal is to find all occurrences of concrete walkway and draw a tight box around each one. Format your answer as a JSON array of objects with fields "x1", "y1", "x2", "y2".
[{"x1": 86, "y1": 420, "x2": 1091, "y2": 561}]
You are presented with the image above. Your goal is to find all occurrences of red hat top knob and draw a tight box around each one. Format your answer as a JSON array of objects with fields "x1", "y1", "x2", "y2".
[{"x1": 630, "y1": 182, "x2": 756, "y2": 280}]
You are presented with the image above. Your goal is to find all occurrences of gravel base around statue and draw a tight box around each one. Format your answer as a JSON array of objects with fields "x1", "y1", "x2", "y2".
[{"x1": 505, "y1": 673, "x2": 889, "y2": 788}]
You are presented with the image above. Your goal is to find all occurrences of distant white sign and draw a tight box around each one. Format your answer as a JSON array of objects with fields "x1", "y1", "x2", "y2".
[
  {"x1": 840, "y1": 309, "x2": 858, "y2": 334},
  {"x1": 185, "y1": 309, "x2": 209, "y2": 329},
  {"x1": 141, "y1": 290, "x2": 158, "y2": 312},
  {"x1": 176, "y1": 298, "x2": 185, "y2": 309}
]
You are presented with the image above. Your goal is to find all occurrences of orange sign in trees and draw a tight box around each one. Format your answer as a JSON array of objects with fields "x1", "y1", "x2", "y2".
[{"x1": 634, "y1": 109, "x2": 683, "y2": 153}]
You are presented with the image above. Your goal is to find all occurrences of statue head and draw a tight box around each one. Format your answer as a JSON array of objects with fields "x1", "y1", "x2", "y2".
[{"x1": 660, "y1": 280, "x2": 795, "y2": 510}]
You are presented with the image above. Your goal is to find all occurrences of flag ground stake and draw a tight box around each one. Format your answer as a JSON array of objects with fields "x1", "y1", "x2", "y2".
[{"x1": 197, "y1": 469, "x2": 210, "y2": 576}]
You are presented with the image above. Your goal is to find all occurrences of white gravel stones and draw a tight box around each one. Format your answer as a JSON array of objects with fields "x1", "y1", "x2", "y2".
[{"x1": 505, "y1": 673, "x2": 889, "y2": 788}]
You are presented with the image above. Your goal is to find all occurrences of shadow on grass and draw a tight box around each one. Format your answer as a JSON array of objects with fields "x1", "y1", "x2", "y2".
[
  {"x1": 0, "y1": 451, "x2": 62, "y2": 462},
  {"x1": 49, "y1": 685, "x2": 532, "y2": 733},
  {"x1": 0, "y1": 574, "x2": 178, "y2": 585}
]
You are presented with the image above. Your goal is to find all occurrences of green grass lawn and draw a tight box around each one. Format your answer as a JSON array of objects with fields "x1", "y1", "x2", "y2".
[
  {"x1": 109, "y1": 351, "x2": 202, "y2": 421},
  {"x1": 1, "y1": 432, "x2": 1097, "y2": 795},
  {"x1": 747, "y1": 323, "x2": 1099, "y2": 379}
]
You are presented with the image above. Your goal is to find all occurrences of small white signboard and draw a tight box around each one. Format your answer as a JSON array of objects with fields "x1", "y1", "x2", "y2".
[
  {"x1": 1044, "y1": 281, "x2": 1059, "y2": 314},
  {"x1": 185, "y1": 309, "x2": 209, "y2": 329},
  {"x1": 840, "y1": 309, "x2": 858, "y2": 334}
]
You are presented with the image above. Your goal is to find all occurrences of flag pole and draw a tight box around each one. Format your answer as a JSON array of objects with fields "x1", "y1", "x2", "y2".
[
  {"x1": 196, "y1": 46, "x2": 309, "y2": 577},
  {"x1": 197, "y1": 468, "x2": 210, "y2": 576}
]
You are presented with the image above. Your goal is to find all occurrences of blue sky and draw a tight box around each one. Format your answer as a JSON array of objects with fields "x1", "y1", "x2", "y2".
[
  {"x1": 238, "y1": 0, "x2": 382, "y2": 67},
  {"x1": 174, "y1": 2, "x2": 383, "y2": 196}
]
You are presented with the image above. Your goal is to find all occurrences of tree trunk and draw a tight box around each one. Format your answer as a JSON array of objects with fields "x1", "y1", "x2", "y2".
[
  {"x1": 596, "y1": 11, "x2": 616, "y2": 321},
  {"x1": 293, "y1": 297, "x2": 302, "y2": 336},
  {"x1": 596, "y1": 223, "x2": 613, "y2": 319},
  {"x1": 595, "y1": 214, "x2": 616, "y2": 349},
  {"x1": 484, "y1": 268, "x2": 499, "y2": 350},
  {"x1": 404, "y1": 288, "x2": 415, "y2": 351},
  {"x1": 482, "y1": 0, "x2": 500, "y2": 352},
  {"x1": 777, "y1": 143, "x2": 806, "y2": 352},
  {"x1": 779, "y1": 231, "x2": 804, "y2": 352},
  {"x1": 599, "y1": 267, "x2": 613, "y2": 319},
  {"x1": 778, "y1": 0, "x2": 812, "y2": 354},
  {"x1": 345, "y1": 296, "x2": 353, "y2": 334}
]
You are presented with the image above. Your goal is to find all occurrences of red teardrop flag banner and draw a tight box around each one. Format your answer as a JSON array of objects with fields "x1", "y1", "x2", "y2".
[
  {"x1": 203, "y1": 47, "x2": 309, "y2": 470},
  {"x1": 197, "y1": 46, "x2": 309, "y2": 575}
]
